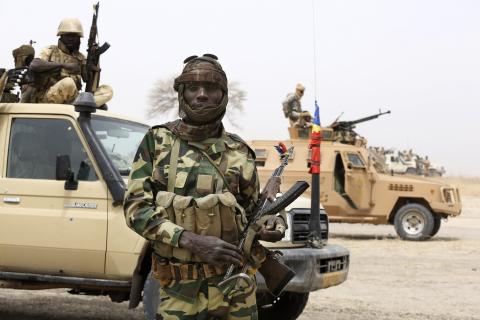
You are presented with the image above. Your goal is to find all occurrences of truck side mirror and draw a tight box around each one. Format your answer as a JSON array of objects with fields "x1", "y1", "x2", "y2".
[
  {"x1": 56, "y1": 155, "x2": 78, "y2": 190},
  {"x1": 347, "y1": 162, "x2": 353, "y2": 170}
]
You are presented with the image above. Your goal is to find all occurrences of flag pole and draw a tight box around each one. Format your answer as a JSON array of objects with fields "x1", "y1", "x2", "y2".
[
  {"x1": 308, "y1": 102, "x2": 323, "y2": 248},
  {"x1": 307, "y1": 0, "x2": 324, "y2": 248}
]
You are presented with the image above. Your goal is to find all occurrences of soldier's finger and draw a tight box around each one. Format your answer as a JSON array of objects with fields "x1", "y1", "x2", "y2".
[
  {"x1": 219, "y1": 250, "x2": 243, "y2": 266},
  {"x1": 265, "y1": 216, "x2": 275, "y2": 229},
  {"x1": 222, "y1": 242, "x2": 242, "y2": 254}
]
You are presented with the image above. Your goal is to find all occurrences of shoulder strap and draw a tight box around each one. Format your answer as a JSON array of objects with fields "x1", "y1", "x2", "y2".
[
  {"x1": 196, "y1": 149, "x2": 231, "y2": 194},
  {"x1": 167, "y1": 137, "x2": 181, "y2": 192}
]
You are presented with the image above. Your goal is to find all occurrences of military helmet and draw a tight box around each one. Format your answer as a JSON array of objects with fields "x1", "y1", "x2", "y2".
[
  {"x1": 57, "y1": 18, "x2": 84, "y2": 37},
  {"x1": 296, "y1": 83, "x2": 305, "y2": 93}
]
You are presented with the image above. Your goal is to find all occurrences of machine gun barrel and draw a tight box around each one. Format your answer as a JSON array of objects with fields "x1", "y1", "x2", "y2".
[{"x1": 332, "y1": 109, "x2": 391, "y2": 130}]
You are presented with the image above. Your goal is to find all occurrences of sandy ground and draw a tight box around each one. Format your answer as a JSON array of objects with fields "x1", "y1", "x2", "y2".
[{"x1": 1, "y1": 177, "x2": 479, "y2": 320}]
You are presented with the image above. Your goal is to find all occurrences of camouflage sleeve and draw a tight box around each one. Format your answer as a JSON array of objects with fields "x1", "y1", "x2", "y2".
[
  {"x1": 124, "y1": 129, "x2": 185, "y2": 247},
  {"x1": 80, "y1": 53, "x2": 87, "y2": 82},
  {"x1": 238, "y1": 150, "x2": 260, "y2": 220},
  {"x1": 38, "y1": 46, "x2": 53, "y2": 61}
]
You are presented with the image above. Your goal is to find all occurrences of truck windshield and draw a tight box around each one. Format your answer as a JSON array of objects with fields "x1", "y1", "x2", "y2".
[{"x1": 91, "y1": 115, "x2": 149, "y2": 176}]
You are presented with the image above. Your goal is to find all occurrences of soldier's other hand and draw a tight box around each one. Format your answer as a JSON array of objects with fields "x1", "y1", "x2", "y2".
[
  {"x1": 179, "y1": 232, "x2": 243, "y2": 267},
  {"x1": 63, "y1": 63, "x2": 80, "y2": 73},
  {"x1": 261, "y1": 176, "x2": 281, "y2": 202},
  {"x1": 259, "y1": 215, "x2": 286, "y2": 242}
]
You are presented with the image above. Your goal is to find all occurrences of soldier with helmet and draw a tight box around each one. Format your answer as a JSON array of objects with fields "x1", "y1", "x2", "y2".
[
  {"x1": 27, "y1": 18, "x2": 112, "y2": 106},
  {"x1": 282, "y1": 83, "x2": 312, "y2": 128},
  {"x1": 124, "y1": 54, "x2": 286, "y2": 319}
]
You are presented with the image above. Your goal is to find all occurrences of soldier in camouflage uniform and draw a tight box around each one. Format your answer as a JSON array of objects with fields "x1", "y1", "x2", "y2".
[
  {"x1": 124, "y1": 54, "x2": 286, "y2": 320},
  {"x1": 282, "y1": 83, "x2": 312, "y2": 128},
  {"x1": 27, "y1": 18, "x2": 112, "y2": 106}
]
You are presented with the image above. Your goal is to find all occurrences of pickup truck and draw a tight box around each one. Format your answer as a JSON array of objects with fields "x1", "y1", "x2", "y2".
[{"x1": 0, "y1": 95, "x2": 349, "y2": 319}]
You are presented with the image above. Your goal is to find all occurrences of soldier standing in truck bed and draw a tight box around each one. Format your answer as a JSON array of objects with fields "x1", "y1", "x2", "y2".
[{"x1": 27, "y1": 18, "x2": 112, "y2": 106}]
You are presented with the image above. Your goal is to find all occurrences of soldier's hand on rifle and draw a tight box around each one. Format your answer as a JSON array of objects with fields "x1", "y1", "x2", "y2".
[
  {"x1": 259, "y1": 215, "x2": 286, "y2": 242},
  {"x1": 62, "y1": 63, "x2": 80, "y2": 74},
  {"x1": 261, "y1": 176, "x2": 281, "y2": 202},
  {"x1": 179, "y1": 231, "x2": 243, "y2": 267}
]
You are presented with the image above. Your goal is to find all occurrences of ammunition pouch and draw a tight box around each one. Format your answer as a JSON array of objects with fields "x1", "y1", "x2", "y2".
[
  {"x1": 151, "y1": 253, "x2": 227, "y2": 287},
  {"x1": 152, "y1": 191, "x2": 247, "y2": 262}
]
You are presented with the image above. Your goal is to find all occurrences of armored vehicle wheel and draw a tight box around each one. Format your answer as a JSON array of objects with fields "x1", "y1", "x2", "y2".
[
  {"x1": 143, "y1": 272, "x2": 160, "y2": 320},
  {"x1": 258, "y1": 292, "x2": 309, "y2": 320},
  {"x1": 430, "y1": 214, "x2": 442, "y2": 237},
  {"x1": 394, "y1": 203, "x2": 434, "y2": 241}
]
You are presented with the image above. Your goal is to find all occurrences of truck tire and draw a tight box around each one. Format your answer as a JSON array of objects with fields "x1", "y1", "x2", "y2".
[
  {"x1": 394, "y1": 203, "x2": 434, "y2": 241},
  {"x1": 142, "y1": 272, "x2": 160, "y2": 320},
  {"x1": 430, "y1": 214, "x2": 442, "y2": 237},
  {"x1": 258, "y1": 292, "x2": 309, "y2": 320}
]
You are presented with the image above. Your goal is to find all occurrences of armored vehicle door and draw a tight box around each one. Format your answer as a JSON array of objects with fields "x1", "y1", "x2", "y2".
[
  {"x1": 333, "y1": 151, "x2": 372, "y2": 210},
  {"x1": 0, "y1": 115, "x2": 108, "y2": 276}
]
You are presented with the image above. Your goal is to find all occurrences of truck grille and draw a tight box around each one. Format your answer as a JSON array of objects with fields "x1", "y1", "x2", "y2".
[
  {"x1": 289, "y1": 208, "x2": 329, "y2": 243},
  {"x1": 441, "y1": 187, "x2": 457, "y2": 204},
  {"x1": 388, "y1": 183, "x2": 414, "y2": 191},
  {"x1": 319, "y1": 255, "x2": 349, "y2": 273}
]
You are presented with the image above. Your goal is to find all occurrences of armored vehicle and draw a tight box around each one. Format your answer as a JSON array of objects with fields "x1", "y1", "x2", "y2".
[
  {"x1": 382, "y1": 149, "x2": 446, "y2": 177},
  {"x1": 0, "y1": 98, "x2": 349, "y2": 320},
  {"x1": 249, "y1": 114, "x2": 461, "y2": 241}
]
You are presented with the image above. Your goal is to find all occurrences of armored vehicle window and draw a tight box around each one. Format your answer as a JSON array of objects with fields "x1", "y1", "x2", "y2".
[
  {"x1": 7, "y1": 118, "x2": 97, "y2": 181},
  {"x1": 346, "y1": 153, "x2": 365, "y2": 168},
  {"x1": 254, "y1": 149, "x2": 268, "y2": 167}
]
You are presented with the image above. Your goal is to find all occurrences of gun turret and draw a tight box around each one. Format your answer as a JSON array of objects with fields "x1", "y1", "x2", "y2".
[
  {"x1": 329, "y1": 109, "x2": 391, "y2": 145},
  {"x1": 331, "y1": 109, "x2": 391, "y2": 132}
]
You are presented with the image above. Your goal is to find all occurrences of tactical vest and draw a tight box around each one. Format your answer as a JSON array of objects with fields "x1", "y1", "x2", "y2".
[
  {"x1": 152, "y1": 136, "x2": 248, "y2": 262},
  {"x1": 34, "y1": 45, "x2": 84, "y2": 94}
]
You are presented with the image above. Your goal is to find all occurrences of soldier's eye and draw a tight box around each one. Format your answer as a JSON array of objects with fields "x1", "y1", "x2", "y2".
[{"x1": 186, "y1": 85, "x2": 199, "y2": 92}]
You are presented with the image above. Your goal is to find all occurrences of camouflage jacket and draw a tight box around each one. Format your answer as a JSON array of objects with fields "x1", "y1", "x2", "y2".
[
  {"x1": 36, "y1": 42, "x2": 86, "y2": 91},
  {"x1": 124, "y1": 126, "x2": 260, "y2": 249},
  {"x1": 282, "y1": 93, "x2": 302, "y2": 118}
]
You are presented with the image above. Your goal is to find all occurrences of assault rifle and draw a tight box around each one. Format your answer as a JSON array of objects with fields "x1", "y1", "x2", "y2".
[
  {"x1": 85, "y1": 2, "x2": 110, "y2": 93},
  {"x1": 331, "y1": 109, "x2": 391, "y2": 132},
  {"x1": 218, "y1": 145, "x2": 309, "y2": 296}
]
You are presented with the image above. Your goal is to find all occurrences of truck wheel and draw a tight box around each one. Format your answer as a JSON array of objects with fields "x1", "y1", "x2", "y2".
[
  {"x1": 142, "y1": 272, "x2": 160, "y2": 320},
  {"x1": 258, "y1": 292, "x2": 309, "y2": 320},
  {"x1": 430, "y1": 214, "x2": 442, "y2": 237},
  {"x1": 394, "y1": 203, "x2": 434, "y2": 241}
]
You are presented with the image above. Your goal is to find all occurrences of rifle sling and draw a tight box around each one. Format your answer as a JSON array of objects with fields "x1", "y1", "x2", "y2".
[
  {"x1": 167, "y1": 138, "x2": 181, "y2": 193},
  {"x1": 195, "y1": 148, "x2": 232, "y2": 194}
]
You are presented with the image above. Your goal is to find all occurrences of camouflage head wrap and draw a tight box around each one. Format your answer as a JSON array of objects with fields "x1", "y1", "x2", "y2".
[
  {"x1": 12, "y1": 45, "x2": 35, "y2": 68},
  {"x1": 174, "y1": 54, "x2": 229, "y2": 125}
]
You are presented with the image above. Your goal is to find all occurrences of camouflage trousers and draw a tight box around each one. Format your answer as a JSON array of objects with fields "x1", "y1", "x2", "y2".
[
  {"x1": 38, "y1": 77, "x2": 78, "y2": 104},
  {"x1": 38, "y1": 77, "x2": 113, "y2": 106},
  {"x1": 157, "y1": 278, "x2": 258, "y2": 320}
]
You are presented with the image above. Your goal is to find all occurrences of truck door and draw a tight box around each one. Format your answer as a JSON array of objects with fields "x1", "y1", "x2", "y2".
[
  {"x1": 334, "y1": 151, "x2": 371, "y2": 210},
  {"x1": 0, "y1": 116, "x2": 108, "y2": 276}
]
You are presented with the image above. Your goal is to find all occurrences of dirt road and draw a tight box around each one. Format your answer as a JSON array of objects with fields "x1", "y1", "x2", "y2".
[
  {"x1": 1, "y1": 187, "x2": 479, "y2": 320},
  {"x1": 299, "y1": 196, "x2": 480, "y2": 320}
]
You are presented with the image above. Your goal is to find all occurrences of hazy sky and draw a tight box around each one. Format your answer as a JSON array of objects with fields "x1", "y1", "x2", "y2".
[{"x1": 1, "y1": 0, "x2": 479, "y2": 176}]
